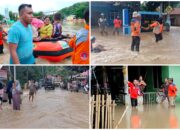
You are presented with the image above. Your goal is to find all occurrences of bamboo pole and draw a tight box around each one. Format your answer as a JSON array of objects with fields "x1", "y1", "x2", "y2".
[
  {"x1": 112, "y1": 100, "x2": 115, "y2": 128},
  {"x1": 97, "y1": 94, "x2": 100, "y2": 128},
  {"x1": 91, "y1": 95, "x2": 95, "y2": 128},
  {"x1": 109, "y1": 95, "x2": 112, "y2": 128},
  {"x1": 95, "y1": 95, "x2": 98, "y2": 128},
  {"x1": 101, "y1": 95, "x2": 105, "y2": 128},
  {"x1": 107, "y1": 95, "x2": 110, "y2": 129},
  {"x1": 105, "y1": 94, "x2": 108, "y2": 128}
]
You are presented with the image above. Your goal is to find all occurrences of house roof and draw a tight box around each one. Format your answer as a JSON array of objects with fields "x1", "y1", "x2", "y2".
[{"x1": 170, "y1": 8, "x2": 180, "y2": 15}]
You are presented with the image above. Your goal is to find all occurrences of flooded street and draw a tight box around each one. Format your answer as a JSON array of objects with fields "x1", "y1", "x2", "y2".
[
  {"x1": 0, "y1": 88, "x2": 89, "y2": 128},
  {"x1": 91, "y1": 26, "x2": 180, "y2": 64},
  {"x1": 114, "y1": 103, "x2": 180, "y2": 128},
  {"x1": 0, "y1": 21, "x2": 84, "y2": 64}
]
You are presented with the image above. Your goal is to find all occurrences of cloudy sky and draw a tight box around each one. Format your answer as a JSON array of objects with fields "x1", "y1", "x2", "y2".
[{"x1": 0, "y1": 0, "x2": 87, "y2": 15}]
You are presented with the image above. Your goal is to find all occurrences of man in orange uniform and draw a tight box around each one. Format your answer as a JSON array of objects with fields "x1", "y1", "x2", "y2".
[
  {"x1": 131, "y1": 12, "x2": 141, "y2": 54},
  {"x1": 68, "y1": 9, "x2": 89, "y2": 64},
  {"x1": 168, "y1": 78, "x2": 177, "y2": 107},
  {"x1": 149, "y1": 17, "x2": 163, "y2": 43},
  {"x1": 113, "y1": 16, "x2": 122, "y2": 35}
]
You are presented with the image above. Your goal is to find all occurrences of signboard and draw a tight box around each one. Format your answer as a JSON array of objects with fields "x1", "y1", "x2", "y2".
[{"x1": 0, "y1": 70, "x2": 7, "y2": 80}]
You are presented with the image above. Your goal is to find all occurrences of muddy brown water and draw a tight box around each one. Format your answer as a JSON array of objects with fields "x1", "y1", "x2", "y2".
[
  {"x1": 0, "y1": 22, "x2": 84, "y2": 64},
  {"x1": 0, "y1": 88, "x2": 89, "y2": 128},
  {"x1": 114, "y1": 103, "x2": 180, "y2": 128},
  {"x1": 91, "y1": 26, "x2": 180, "y2": 64}
]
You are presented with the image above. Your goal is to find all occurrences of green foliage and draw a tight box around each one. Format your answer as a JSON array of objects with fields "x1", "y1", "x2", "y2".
[
  {"x1": 9, "y1": 11, "x2": 18, "y2": 21},
  {"x1": 10, "y1": 66, "x2": 88, "y2": 86},
  {"x1": 0, "y1": 14, "x2": 4, "y2": 21},
  {"x1": 59, "y1": 2, "x2": 89, "y2": 19},
  {"x1": 141, "y1": 2, "x2": 180, "y2": 12},
  {"x1": 33, "y1": 11, "x2": 44, "y2": 18}
]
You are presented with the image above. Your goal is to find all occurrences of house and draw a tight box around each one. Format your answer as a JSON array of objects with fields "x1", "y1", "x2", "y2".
[
  {"x1": 91, "y1": 1, "x2": 140, "y2": 26},
  {"x1": 170, "y1": 8, "x2": 180, "y2": 26},
  {"x1": 91, "y1": 66, "x2": 180, "y2": 105}
]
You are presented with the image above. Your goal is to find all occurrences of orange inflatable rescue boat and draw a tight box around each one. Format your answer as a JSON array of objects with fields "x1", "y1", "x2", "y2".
[{"x1": 33, "y1": 40, "x2": 73, "y2": 62}]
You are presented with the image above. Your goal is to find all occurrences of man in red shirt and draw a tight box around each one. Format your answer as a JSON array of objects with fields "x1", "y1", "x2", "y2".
[
  {"x1": 0, "y1": 24, "x2": 7, "y2": 54},
  {"x1": 168, "y1": 78, "x2": 177, "y2": 107},
  {"x1": 113, "y1": 16, "x2": 122, "y2": 35},
  {"x1": 128, "y1": 80, "x2": 139, "y2": 107}
]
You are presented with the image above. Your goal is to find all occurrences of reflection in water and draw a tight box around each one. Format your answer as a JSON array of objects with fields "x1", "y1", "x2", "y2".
[
  {"x1": 131, "y1": 111, "x2": 141, "y2": 128},
  {"x1": 116, "y1": 103, "x2": 180, "y2": 128},
  {"x1": 169, "y1": 108, "x2": 178, "y2": 128}
]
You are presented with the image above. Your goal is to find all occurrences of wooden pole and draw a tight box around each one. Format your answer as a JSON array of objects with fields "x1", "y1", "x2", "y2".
[
  {"x1": 112, "y1": 100, "x2": 115, "y2": 128},
  {"x1": 95, "y1": 95, "x2": 98, "y2": 128},
  {"x1": 97, "y1": 94, "x2": 100, "y2": 128},
  {"x1": 107, "y1": 95, "x2": 110, "y2": 129},
  {"x1": 91, "y1": 95, "x2": 95, "y2": 128},
  {"x1": 101, "y1": 95, "x2": 105, "y2": 128},
  {"x1": 105, "y1": 94, "x2": 108, "y2": 128},
  {"x1": 109, "y1": 95, "x2": 112, "y2": 128}
]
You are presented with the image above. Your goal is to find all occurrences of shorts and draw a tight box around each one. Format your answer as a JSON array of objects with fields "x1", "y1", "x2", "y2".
[
  {"x1": 131, "y1": 98, "x2": 137, "y2": 107},
  {"x1": 29, "y1": 91, "x2": 34, "y2": 96}
]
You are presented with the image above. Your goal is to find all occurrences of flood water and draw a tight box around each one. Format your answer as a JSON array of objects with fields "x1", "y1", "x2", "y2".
[
  {"x1": 0, "y1": 21, "x2": 84, "y2": 64},
  {"x1": 114, "y1": 103, "x2": 180, "y2": 128},
  {"x1": 0, "y1": 88, "x2": 89, "y2": 128},
  {"x1": 91, "y1": 26, "x2": 180, "y2": 64}
]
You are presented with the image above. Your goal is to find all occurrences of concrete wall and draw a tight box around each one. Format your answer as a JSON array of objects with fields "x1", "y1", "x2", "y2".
[
  {"x1": 145, "y1": 67, "x2": 155, "y2": 92},
  {"x1": 161, "y1": 66, "x2": 169, "y2": 81}
]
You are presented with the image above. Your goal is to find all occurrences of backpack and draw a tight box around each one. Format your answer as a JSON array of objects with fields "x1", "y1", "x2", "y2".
[
  {"x1": 53, "y1": 24, "x2": 61, "y2": 37},
  {"x1": 153, "y1": 22, "x2": 161, "y2": 34}
]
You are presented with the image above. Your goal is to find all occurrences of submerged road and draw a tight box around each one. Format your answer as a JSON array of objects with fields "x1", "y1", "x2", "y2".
[
  {"x1": 92, "y1": 26, "x2": 180, "y2": 64},
  {"x1": 0, "y1": 88, "x2": 89, "y2": 128}
]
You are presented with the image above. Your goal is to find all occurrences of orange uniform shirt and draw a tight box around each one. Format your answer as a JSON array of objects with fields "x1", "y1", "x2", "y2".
[
  {"x1": 168, "y1": 84, "x2": 177, "y2": 97},
  {"x1": 131, "y1": 21, "x2": 141, "y2": 36},
  {"x1": 150, "y1": 22, "x2": 163, "y2": 33},
  {"x1": 69, "y1": 24, "x2": 89, "y2": 64}
]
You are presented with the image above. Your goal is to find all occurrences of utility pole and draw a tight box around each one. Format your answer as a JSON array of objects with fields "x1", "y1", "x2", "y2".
[{"x1": 14, "y1": 66, "x2": 16, "y2": 81}]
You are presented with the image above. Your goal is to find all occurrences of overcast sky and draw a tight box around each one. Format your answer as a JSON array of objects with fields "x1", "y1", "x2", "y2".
[{"x1": 0, "y1": 0, "x2": 87, "y2": 15}]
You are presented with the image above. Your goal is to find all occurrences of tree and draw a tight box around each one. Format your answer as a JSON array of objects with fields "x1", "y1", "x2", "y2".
[
  {"x1": 9, "y1": 11, "x2": 18, "y2": 21},
  {"x1": 9, "y1": 66, "x2": 89, "y2": 87},
  {"x1": 59, "y1": 2, "x2": 89, "y2": 19},
  {"x1": 141, "y1": 2, "x2": 180, "y2": 12},
  {"x1": 0, "y1": 14, "x2": 4, "y2": 21},
  {"x1": 33, "y1": 11, "x2": 44, "y2": 18}
]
